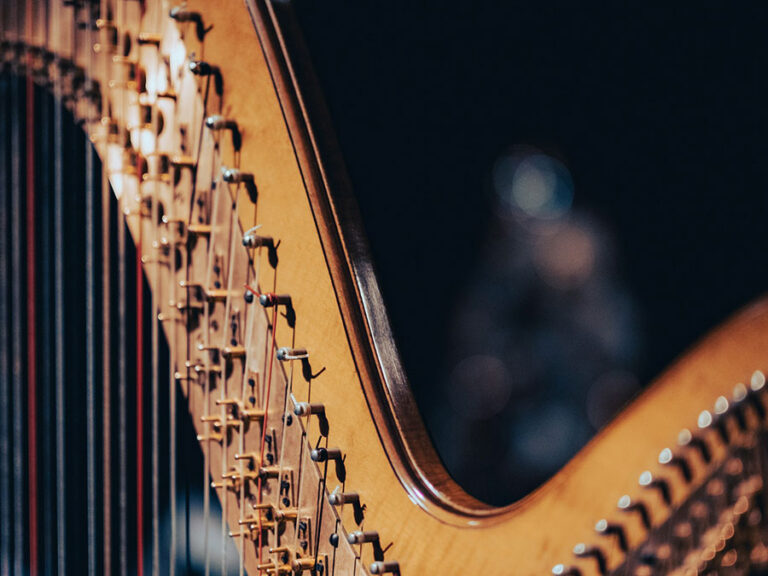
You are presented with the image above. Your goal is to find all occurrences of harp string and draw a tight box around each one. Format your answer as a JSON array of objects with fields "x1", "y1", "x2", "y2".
[
  {"x1": 51, "y1": 0, "x2": 66, "y2": 574},
  {"x1": 10, "y1": 3, "x2": 24, "y2": 576},
  {"x1": 38, "y1": 3, "x2": 54, "y2": 574},
  {"x1": 0, "y1": 5, "x2": 10, "y2": 573},
  {"x1": 84, "y1": 0, "x2": 98, "y2": 574},
  {"x1": 142, "y1": 2, "x2": 164, "y2": 574},
  {"x1": 115, "y1": 1, "x2": 128, "y2": 575},
  {"x1": 25, "y1": 0, "x2": 39, "y2": 575},
  {"x1": 99, "y1": 1, "x2": 113, "y2": 574}
]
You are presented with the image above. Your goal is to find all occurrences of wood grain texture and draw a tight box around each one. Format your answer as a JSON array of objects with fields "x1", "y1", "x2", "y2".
[
  {"x1": 10, "y1": 0, "x2": 767, "y2": 573},
  {"x1": 178, "y1": 1, "x2": 768, "y2": 574}
]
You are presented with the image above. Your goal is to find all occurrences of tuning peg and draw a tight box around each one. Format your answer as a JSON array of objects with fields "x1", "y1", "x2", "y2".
[
  {"x1": 348, "y1": 531, "x2": 384, "y2": 561},
  {"x1": 311, "y1": 447, "x2": 346, "y2": 482},
  {"x1": 551, "y1": 565, "x2": 582, "y2": 576},
  {"x1": 712, "y1": 397, "x2": 732, "y2": 443},
  {"x1": 639, "y1": 470, "x2": 671, "y2": 505},
  {"x1": 188, "y1": 59, "x2": 222, "y2": 95},
  {"x1": 572, "y1": 543, "x2": 607, "y2": 576},
  {"x1": 659, "y1": 447, "x2": 693, "y2": 482},
  {"x1": 221, "y1": 167, "x2": 257, "y2": 202},
  {"x1": 169, "y1": 6, "x2": 207, "y2": 41},
  {"x1": 677, "y1": 428, "x2": 711, "y2": 464},
  {"x1": 748, "y1": 370, "x2": 767, "y2": 420},
  {"x1": 277, "y1": 347, "x2": 308, "y2": 361},
  {"x1": 293, "y1": 402, "x2": 329, "y2": 437},
  {"x1": 328, "y1": 491, "x2": 364, "y2": 524},
  {"x1": 594, "y1": 519, "x2": 628, "y2": 552},
  {"x1": 617, "y1": 494, "x2": 651, "y2": 529},
  {"x1": 370, "y1": 562, "x2": 400, "y2": 575},
  {"x1": 206, "y1": 116, "x2": 242, "y2": 150}
]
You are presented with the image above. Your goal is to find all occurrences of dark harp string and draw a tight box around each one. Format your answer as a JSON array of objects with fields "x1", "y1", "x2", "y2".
[
  {"x1": 0, "y1": 2, "x2": 11, "y2": 575},
  {"x1": 100, "y1": 0, "x2": 113, "y2": 574},
  {"x1": 25, "y1": 0, "x2": 39, "y2": 575},
  {"x1": 116, "y1": 2, "x2": 128, "y2": 576},
  {"x1": 39, "y1": 2, "x2": 55, "y2": 575},
  {"x1": 11, "y1": 3, "x2": 25, "y2": 576},
  {"x1": 84, "y1": 0, "x2": 98, "y2": 574}
]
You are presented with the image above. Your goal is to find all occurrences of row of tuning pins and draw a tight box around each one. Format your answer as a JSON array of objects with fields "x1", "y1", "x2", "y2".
[
  {"x1": 165, "y1": 7, "x2": 402, "y2": 574},
  {"x1": 553, "y1": 370, "x2": 768, "y2": 576}
]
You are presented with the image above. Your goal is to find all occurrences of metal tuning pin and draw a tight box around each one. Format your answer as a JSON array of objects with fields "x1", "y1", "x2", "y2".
[
  {"x1": 221, "y1": 346, "x2": 246, "y2": 360},
  {"x1": 259, "y1": 293, "x2": 294, "y2": 328},
  {"x1": 311, "y1": 447, "x2": 346, "y2": 482},
  {"x1": 170, "y1": 155, "x2": 196, "y2": 171},
  {"x1": 658, "y1": 447, "x2": 693, "y2": 482},
  {"x1": 677, "y1": 427, "x2": 711, "y2": 464},
  {"x1": 617, "y1": 494, "x2": 651, "y2": 530},
  {"x1": 243, "y1": 226, "x2": 279, "y2": 268},
  {"x1": 294, "y1": 402, "x2": 329, "y2": 437},
  {"x1": 206, "y1": 116, "x2": 242, "y2": 151},
  {"x1": 572, "y1": 543, "x2": 607, "y2": 576},
  {"x1": 188, "y1": 59, "x2": 223, "y2": 95},
  {"x1": 370, "y1": 562, "x2": 400, "y2": 575},
  {"x1": 748, "y1": 370, "x2": 767, "y2": 420},
  {"x1": 277, "y1": 347, "x2": 308, "y2": 361},
  {"x1": 137, "y1": 33, "x2": 163, "y2": 48},
  {"x1": 291, "y1": 558, "x2": 317, "y2": 573},
  {"x1": 221, "y1": 167, "x2": 258, "y2": 203},
  {"x1": 551, "y1": 565, "x2": 582, "y2": 576},
  {"x1": 347, "y1": 531, "x2": 384, "y2": 561},
  {"x1": 712, "y1": 396, "x2": 732, "y2": 443},
  {"x1": 259, "y1": 466, "x2": 282, "y2": 480},
  {"x1": 168, "y1": 6, "x2": 207, "y2": 41},
  {"x1": 594, "y1": 519, "x2": 628, "y2": 553},
  {"x1": 728, "y1": 383, "x2": 753, "y2": 433},
  {"x1": 328, "y1": 491, "x2": 365, "y2": 525},
  {"x1": 242, "y1": 225, "x2": 273, "y2": 248},
  {"x1": 639, "y1": 470, "x2": 672, "y2": 505}
]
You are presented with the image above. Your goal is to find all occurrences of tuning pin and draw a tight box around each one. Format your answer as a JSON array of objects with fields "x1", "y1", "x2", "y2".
[
  {"x1": 697, "y1": 408, "x2": 726, "y2": 445},
  {"x1": 659, "y1": 448, "x2": 693, "y2": 482},
  {"x1": 594, "y1": 519, "x2": 628, "y2": 552},
  {"x1": 370, "y1": 562, "x2": 400, "y2": 575},
  {"x1": 294, "y1": 402, "x2": 329, "y2": 437},
  {"x1": 678, "y1": 428, "x2": 711, "y2": 464},
  {"x1": 206, "y1": 116, "x2": 242, "y2": 150},
  {"x1": 639, "y1": 470, "x2": 672, "y2": 505},
  {"x1": 277, "y1": 347, "x2": 308, "y2": 361},
  {"x1": 243, "y1": 226, "x2": 278, "y2": 267},
  {"x1": 712, "y1": 397, "x2": 732, "y2": 443},
  {"x1": 311, "y1": 447, "x2": 346, "y2": 482},
  {"x1": 221, "y1": 167, "x2": 257, "y2": 202},
  {"x1": 572, "y1": 543, "x2": 607, "y2": 576},
  {"x1": 551, "y1": 565, "x2": 582, "y2": 576},
  {"x1": 188, "y1": 59, "x2": 222, "y2": 95},
  {"x1": 730, "y1": 383, "x2": 750, "y2": 431},
  {"x1": 169, "y1": 6, "x2": 207, "y2": 41},
  {"x1": 748, "y1": 370, "x2": 767, "y2": 420},
  {"x1": 617, "y1": 494, "x2": 651, "y2": 529},
  {"x1": 347, "y1": 531, "x2": 384, "y2": 561},
  {"x1": 328, "y1": 491, "x2": 364, "y2": 524}
]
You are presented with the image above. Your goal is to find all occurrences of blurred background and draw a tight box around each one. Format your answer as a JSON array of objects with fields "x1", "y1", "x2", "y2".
[{"x1": 290, "y1": 3, "x2": 768, "y2": 505}]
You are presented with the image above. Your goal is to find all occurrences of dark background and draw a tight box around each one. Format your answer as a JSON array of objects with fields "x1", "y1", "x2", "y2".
[{"x1": 290, "y1": 2, "x2": 768, "y2": 504}]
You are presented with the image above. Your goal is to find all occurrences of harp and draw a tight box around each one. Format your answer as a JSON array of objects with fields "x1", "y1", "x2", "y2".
[{"x1": 2, "y1": 1, "x2": 768, "y2": 575}]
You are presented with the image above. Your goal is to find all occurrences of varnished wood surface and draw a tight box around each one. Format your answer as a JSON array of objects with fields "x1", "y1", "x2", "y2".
[
  {"x1": 6, "y1": 0, "x2": 768, "y2": 573},
  {"x1": 178, "y1": 1, "x2": 768, "y2": 573}
]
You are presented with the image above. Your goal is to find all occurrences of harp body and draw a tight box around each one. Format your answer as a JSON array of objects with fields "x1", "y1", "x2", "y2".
[{"x1": 2, "y1": 1, "x2": 768, "y2": 575}]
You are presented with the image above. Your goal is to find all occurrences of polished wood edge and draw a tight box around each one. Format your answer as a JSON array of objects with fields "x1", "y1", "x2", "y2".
[{"x1": 241, "y1": 0, "x2": 501, "y2": 524}]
